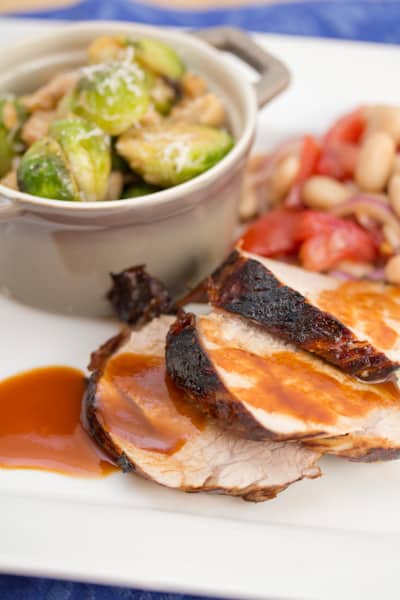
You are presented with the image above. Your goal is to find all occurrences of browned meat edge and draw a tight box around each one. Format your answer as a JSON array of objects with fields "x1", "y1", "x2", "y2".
[
  {"x1": 166, "y1": 312, "x2": 324, "y2": 441},
  {"x1": 346, "y1": 448, "x2": 400, "y2": 463},
  {"x1": 107, "y1": 265, "x2": 177, "y2": 326},
  {"x1": 83, "y1": 326, "x2": 293, "y2": 501},
  {"x1": 350, "y1": 447, "x2": 400, "y2": 462},
  {"x1": 83, "y1": 330, "x2": 136, "y2": 473},
  {"x1": 208, "y1": 250, "x2": 398, "y2": 382}
]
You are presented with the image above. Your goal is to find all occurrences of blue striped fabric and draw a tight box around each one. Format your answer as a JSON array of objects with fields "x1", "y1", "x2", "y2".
[
  {"x1": 2, "y1": 0, "x2": 400, "y2": 597},
  {"x1": 8, "y1": 0, "x2": 400, "y2": 43}
]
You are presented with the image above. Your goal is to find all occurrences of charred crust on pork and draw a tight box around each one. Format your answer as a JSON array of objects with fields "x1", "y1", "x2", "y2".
[
  {"x1": 84, "y1": 373, "x2": 134, "y2": 473},
  {"x1": 88, "y1": 330, "x2": 129, "y2": 372},
  {"x1": 166, "y1": 312, "x2": 222, "y2": 395},
  {"x1": 107, "y1": 265, "x2": 177, "y2": 326},
  {"x1": 84, "y1": 332, "x2": 136, "y2": 472},
  {"x1": 208, "y1": 250, "x2": 396, "y2": 382},
  {"x1": 166, "y1": 312, "x2": 287, "y2": 441}
]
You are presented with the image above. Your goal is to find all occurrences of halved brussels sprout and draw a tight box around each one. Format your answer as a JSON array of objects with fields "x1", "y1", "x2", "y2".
[
  {"x1": 17, "y1": 137, "x2": 79, "y2": 201},
  {"x1": 121, "y1": 181, "x2": 160, "y2": 198},
  {"x1": 70, "y1": 58, "x2": 150, "y2": 135},
  {"x1": 50, "y1": 117, "x2": 111, "y2": 201},
  {"x1": 116, "y1": 122, "x2": 234, "y2": 187},
  {"x1": 133, "y1": 38, "x2": 185, "y2": 82}
]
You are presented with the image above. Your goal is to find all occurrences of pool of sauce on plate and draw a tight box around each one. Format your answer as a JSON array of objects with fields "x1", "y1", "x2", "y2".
[
  {"x1": 96, "y1": 353, "x2": 206, "y2": 455},
  {"x1": 0, "y1": 366, "x2": 116, "y2": 477},
  {"x1": 318, "y1": 280, "x2": 400, "y2": 350}
]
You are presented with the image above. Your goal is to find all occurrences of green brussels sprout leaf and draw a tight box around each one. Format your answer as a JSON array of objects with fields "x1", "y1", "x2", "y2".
[{"x1": 17, "y1": 137, "x2": 79, "y2": 201}]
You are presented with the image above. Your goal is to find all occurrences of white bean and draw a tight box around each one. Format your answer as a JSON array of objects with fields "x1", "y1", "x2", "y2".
[
  {"x1": 355, "y1": 131, "x2": 395, "y2": 192},
  {"x1": 268, "y1": 154, "x2": 299, "y2": 205},
  {"x1": 301, "y1": 176, "x2": 351, "y2": 209},
  {"x1": 385, "y1": 255, "x2": 400, "y2": 285},
  {"x1": 365, "y1": 105, "x2": 400, "y2": 144},
  {"x1": 388, "y1": 173, "x2": 400, "y2": 217}
]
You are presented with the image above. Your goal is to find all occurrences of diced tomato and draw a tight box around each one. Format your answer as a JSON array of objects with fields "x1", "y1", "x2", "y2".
[
  {"x1": 241, "y1": 108, "x2": 376, "y2": 272},
  {"x1": 323, "y1": 107, "x2": 365, "y2": 145},
  {"x1": 296, "y1": 211, "x2": 345, "y2": 239},
  {"x1": 240, "y1": 208, "x2": 302, "y2": 257},
  {"x1": 296, "y1": 135, "x2": 322, "y2": 180},
  {"x1": 285, "y1": 135, "x2": 321, "y2": 207},
  {"x1": 316, "y1": 142, "x2": 360, "y2": 180},
  {"x1": 297, "y1": 212, "x2": 378, "y2": 271},
  {"x1": 315, "y1": 108, "x2": 365, "y2": 180},
  {"x1": 240, "y1": 208, "x2": 378, "y2": 272}
]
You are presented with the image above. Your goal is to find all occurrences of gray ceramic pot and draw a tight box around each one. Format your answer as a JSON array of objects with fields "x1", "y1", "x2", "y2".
[{"x1": 0, "y1": 22, "x2": 289, "y2": 316}]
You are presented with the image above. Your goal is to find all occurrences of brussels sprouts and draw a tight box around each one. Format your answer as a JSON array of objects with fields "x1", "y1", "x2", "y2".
[
  {"x1": 17, "y1": 137, "x2": 79, "y2": 201},
  {"x1": 133, "y1": 38, "x2": 185, "y2": 82},
  {"x1": 116, "y1": 122, "x2": 234, "y2": 187},
  {"x1": 50, "y1": 117, "x2": 111, "y2": 201},
  {"x1": 70, "y1": 57, "x2": 150, "y2": 135},
  {"x1": 121, "y1": 181, "x2": 160, "y2": 198}
]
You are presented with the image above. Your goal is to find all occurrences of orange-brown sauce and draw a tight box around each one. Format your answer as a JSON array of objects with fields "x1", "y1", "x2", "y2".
[
  {"x1": 0, "y1": 366, "x2": 116, "y2": 477},
  {"x1": 97, "y1": 353, "x2": 205, "y2": 454},
  {"x1": 319, "y1": 281, "x2": 400, "y2": 350},
  {"x1": 209, "y1": 347, "x2": 398, "y2": 425}
]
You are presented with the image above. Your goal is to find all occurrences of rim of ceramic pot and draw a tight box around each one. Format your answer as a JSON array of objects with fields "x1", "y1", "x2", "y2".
[{"x1": 0, "y1": 21, "x2": 257, "y2": 214}]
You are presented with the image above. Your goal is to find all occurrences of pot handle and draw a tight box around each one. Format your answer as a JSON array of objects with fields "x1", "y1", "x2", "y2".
[
  {"x1": 194, "y1": 27, "x2": 290, "y2": 109},
  {"x1": 0, "y1": 196, "x2": 23, "y2": 222}
]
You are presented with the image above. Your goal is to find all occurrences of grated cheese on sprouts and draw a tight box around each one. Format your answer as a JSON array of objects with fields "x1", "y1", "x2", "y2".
[{"x1": 80, "y1": 47, "x2": 145, "y2": 100}]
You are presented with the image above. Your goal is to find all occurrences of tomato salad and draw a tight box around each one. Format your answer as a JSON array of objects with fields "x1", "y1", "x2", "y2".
[{"x1": 240, "y1": 105, "x2": 400, "y2": 284}]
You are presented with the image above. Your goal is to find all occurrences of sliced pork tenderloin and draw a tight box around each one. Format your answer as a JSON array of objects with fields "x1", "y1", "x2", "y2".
[
  {"x1": 166, "y1": 310, "x2": 400, "y2": 460},
  {"x1": 208, "y1": 248, "x2": 400, "y2": 382},
  {"x1": 84, "y1": 316, "x2": 320, "y2": 502}
]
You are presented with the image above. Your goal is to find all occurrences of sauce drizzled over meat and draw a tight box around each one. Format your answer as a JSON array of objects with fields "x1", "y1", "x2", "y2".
[
  {"x1": 0, "y1": 366, "x2": 115, "y2": 477},
  {"x1": 96, "y1": 353, "x2": 205, "y2": 455},
  {"x1": 208, "y1": 347, "x2": 398, "y2": 426},
  {"x1": 319, "y1": 280, "x2": 400, "y2": 350}
]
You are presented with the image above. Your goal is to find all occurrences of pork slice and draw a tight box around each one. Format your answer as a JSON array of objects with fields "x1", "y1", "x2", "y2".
[
  {"x1": 208, "y1": 248, "x2": 400, "y2": 382},
  {"x1": 303, "y1": 405, "x2": 400, "y2": 461},
  {"x1": 166, "y1": 311, "x2": 400, "y2": 460},
  {"x1": 84, "y1": 316, "x2": 320, "y2": 502}
]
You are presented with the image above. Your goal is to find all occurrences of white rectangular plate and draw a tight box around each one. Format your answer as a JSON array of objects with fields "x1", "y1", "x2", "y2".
[{"x1": 1, "y1": 19, "x2": 400, "y2": 600}]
